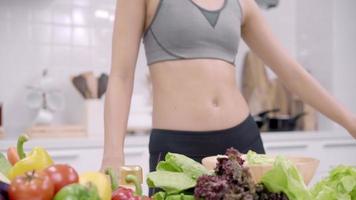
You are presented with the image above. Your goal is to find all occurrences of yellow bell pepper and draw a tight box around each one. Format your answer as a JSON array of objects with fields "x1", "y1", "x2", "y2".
[
  {"x1": 79, "y1": 172, "x2": 112, "y2": 200},
  {"x1": 8, "y1": 134, "x2": 54, "y2": 180}
]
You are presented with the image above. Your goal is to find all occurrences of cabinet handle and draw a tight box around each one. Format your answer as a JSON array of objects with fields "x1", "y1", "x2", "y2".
[
  {"x1": 323, "y1": 142, "x2": 356, "y2": 148},
  {"x1": 265, "y1": 144, "x2": 308, "y2": 150},
  {"x1": 50, "y1": 151, "x2": 80, "y2": 159}
]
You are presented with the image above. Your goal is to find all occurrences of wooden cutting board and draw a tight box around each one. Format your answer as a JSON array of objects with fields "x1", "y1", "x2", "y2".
[
  {"x1": 290, "y1": 96, "x2": 317, "y2": 131},
  {"x1": 26, "y1": 125, "x2": 87, "y2": 138},
  {"x1": 269, "y1": 79, "x2": 292, "y2": 116},
  {"x1": 242, "y1": 51, "x2": 272, "y2": 114},
  {"x1": 241, "y1": 51, "x2": 317, "y2": 131}
]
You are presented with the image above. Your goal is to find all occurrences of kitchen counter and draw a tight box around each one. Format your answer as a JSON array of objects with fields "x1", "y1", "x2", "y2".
[
  {"x1": 0, "y1": 130, "x2": 353, "y2": 150},
  {"x1": 0, "y1": 130, "x2": 355, "y2": 191}
]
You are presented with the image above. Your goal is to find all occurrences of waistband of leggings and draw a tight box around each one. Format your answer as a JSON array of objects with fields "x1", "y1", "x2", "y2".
[
  {"x1": 150, "y1": 114, "x2": 254, "y2": 136},
  {"x1": 148, "y1": 114, "x2": 261, "y2": 155}
]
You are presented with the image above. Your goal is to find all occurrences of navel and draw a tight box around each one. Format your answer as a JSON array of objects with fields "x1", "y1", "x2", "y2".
[{"x1": 212, "y1": 97, "x2": 220, "y2": 107}]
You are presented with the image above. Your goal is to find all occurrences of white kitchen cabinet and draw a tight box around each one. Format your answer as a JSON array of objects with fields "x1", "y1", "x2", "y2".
[
  {"x1": 319, "y1": 140, "x2": 356, "y2": 170},
  {"x1": 264, "y1": 141, "x2": 311, "y2": 156},
  {"x1": 0, "y1": 131, "x2": 355, "y2": 192}
]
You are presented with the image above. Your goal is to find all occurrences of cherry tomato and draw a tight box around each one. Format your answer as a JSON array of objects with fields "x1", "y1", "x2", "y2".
[
  {"x1": 9, "y1": 171, "x2": 54, "y2": 200},
  {"x1": 44, "y1": 164, "x2": 79, "y2": 193}
]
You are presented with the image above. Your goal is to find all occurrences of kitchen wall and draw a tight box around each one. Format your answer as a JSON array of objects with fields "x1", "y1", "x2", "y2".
[
  {"x1": 0, "y1": 0, "x2": 150, "y2": 135},
  {"x1": 295, "y1": 0, "x2": 334, "y2": 130},
  {"x1": 0, "y1": 0, "x2": 355, "y2": 136},
  {"x1": 332, "y1": 0, "x2": 356, "y2": 130}
]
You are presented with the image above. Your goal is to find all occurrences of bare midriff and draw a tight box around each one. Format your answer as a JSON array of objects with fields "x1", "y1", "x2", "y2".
[{"x1": 149, "y1": 59, "x2": 250, "y2": 131}]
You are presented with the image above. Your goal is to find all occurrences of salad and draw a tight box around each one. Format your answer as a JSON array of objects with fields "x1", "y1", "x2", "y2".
[{"x1": 1, "y1": 135, "x2": 355, "y2": 200}]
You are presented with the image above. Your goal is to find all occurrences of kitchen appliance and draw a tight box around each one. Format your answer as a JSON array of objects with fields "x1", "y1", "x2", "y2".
[
  {"x1": 267, "y1": 112, "x2": 307, "y2": 132},
  {"x1": 253, "y1": 109, "x2": 306, "y2": 132},
  {"x1": 253, "y1": 109, "x2": 280, "y2": 129}
]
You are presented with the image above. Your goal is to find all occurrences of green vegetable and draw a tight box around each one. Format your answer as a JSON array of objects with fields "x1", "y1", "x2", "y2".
[
  {"x1": 17, "y1": 134, "x2": 29, "y2": 159},
  {"x1": 152, "y1": 192, "x2": 195, "y2": 200},
  {"x1": 147, "y1": 152, "x2": 209, "y2": 199},
  {"x1": 125, "y1": 174, "x2": 143, "y2": 196},
  {"x1": 311, "y1": 165, "x2": 356, "y2": 200},
  {"x1": 0, "y1": 172, "x2": 10, "y2": 184},
  {"x1": 147, "y1": 171, "x2": 196, "y2": 194},
  {"x1": 246, "y1": 150, "x2": 275, "y2": 165},
  {"x1": 53, "y1": 183, "x2": 100, "y2": 200},
  {"x1": 152, "y1": 192, "x2": 166, "y2": 200},
  {"x1": 0, "y1": 153, "x2": 11, "y2": 178},
  {"x1": 165, "y1": 194, "x2": 195, "y2": 200},
  {"x1": 261, "y1": 156, "x2": 312, "y2": 200},
  {"x1": 105, "y1": 168, "x2": 119, "y2": 191},
  {"x1": 156, "y1": 153, "x2": 210, "y2": 179}
]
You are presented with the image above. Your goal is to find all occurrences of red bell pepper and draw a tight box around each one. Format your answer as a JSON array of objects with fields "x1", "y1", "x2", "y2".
[{"x1": 106, "y1": 168, "x2": 151, "y2": 200}]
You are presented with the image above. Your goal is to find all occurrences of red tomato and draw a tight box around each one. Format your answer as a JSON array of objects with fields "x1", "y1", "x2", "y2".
[
  {"x1": 44, "y1": 164, "x2": 79, "y2": 193},
  {"x1": 9, "y1": 171, "x2": 54, "y2": 200}
]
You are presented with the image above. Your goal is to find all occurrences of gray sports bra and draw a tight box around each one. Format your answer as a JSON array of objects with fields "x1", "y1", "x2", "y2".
[{"x1": 142, "y1": 0, "x2": 243, "y2": 66}]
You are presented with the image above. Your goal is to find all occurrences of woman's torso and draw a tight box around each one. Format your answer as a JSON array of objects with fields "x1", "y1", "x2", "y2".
[{"x1": 143, "y1": 0, "x2": 250, "y2": 131}]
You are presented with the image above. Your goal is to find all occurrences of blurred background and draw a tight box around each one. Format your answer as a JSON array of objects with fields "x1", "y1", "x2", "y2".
[{"x1": 0, "y1": 0, "x2": 355, "y2": 186}]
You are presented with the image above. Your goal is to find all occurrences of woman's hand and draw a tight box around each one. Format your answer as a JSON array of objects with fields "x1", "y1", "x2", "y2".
[{"x1": 100, "y1": 155, "x2": 124, "y2": 174}]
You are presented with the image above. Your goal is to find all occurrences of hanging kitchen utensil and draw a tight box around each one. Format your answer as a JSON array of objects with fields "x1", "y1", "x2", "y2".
[
  {"x1": 98, "y1": 73, "x2": 109, "y2": 99},
  {"x1": 72, "y1": 75, "x2": 91, "y2": 99},
  {"x1": 82, "y1": 71, "x2": 97, "y2": 99}
]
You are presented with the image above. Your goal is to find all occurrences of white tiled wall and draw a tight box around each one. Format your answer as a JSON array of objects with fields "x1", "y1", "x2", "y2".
[{"x1": 0, "y1": 0, "x2": 150, "y2": 136}]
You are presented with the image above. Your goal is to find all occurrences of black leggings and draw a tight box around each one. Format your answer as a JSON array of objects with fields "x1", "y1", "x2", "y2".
[{"x1": 148, "y1": 114, "x2": 265, "y2": 195}]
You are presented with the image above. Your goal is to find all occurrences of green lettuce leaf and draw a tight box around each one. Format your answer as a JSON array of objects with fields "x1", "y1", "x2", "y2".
[
  {"x1": 152, "y1": 192, "x2": 166, "y2": 200},
  {"x1": 0, "y1": 153, "x2": 11, "y2": 177},
  {"x1": 261, "y1": 156, "x2": 312, "y2": 200},
  {"x1": 148, "y1": 152, "x2": 210, "y2": 198},
  {"x1": 246, "y1": 150, "x2": 275, "y2": 165},
  {"x1": 166, "y1": 194, "x2": 195, "y2": 200},
  {"x1": 152, "y1": 192, "x2": 195, "y2": 200},
  {"x1": 147, "y1": 171, "x2": 196, "y2": 194},
  {"x1": 157, "y1": 153, "x2": 210, "y2": 180},
  {"x1": 311, "y1": 165, "x2": 356, "y2": 200},
  {"x1": 0, "y1": 172, "x2": 10, "y2": 184}
]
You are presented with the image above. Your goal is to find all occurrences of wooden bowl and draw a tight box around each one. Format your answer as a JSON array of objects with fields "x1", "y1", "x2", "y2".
[{"x1": 201, "y1": 155, "x2": 319, "y2": 185}]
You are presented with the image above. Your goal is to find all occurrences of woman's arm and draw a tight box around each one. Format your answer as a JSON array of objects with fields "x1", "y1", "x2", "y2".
[
  {"x1": 101, "y1": 0, "x2": 146, "y2": 171},
  {"x1": 240, "y1": 0, "x2": 356, "y2": 138}
]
